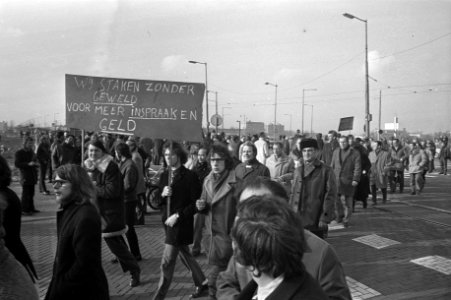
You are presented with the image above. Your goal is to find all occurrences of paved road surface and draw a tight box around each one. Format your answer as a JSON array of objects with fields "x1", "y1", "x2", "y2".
[{"x1": 13, "y1": 168, "x2": 451, "y2": 300}]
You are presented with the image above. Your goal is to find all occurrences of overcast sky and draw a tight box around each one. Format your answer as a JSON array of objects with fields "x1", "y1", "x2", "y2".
[{"x1": 1, "y1": 0, "x2": 450, "y2": 135}]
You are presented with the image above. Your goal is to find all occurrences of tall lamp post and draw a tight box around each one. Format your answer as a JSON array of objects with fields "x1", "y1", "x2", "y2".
[
  {"x1": 343, "y1": 12, "x2": 370, "y2": 138},
  {"x1": 284, "y1": 114, "x2": 292, "y2": 134},
  {"x1": 265, "y1": 82, "x2": 278, "y2": 141},
  {"x1": 304, "y1": 104, "x2": 314, "y2": 135},
  {"x1": 302, "y1": 88, "x2": 316, "y2": 135},
  {"x1": 222, "y1": 106, "x2": 232, "y2": 130},
  {"x1": 188, "y1": 60, "x2": 210, "y2": 134},
  {"x1": 236, "y1": 120, "x2": 241, "y2": 137},
  {"x1": 208, "y1": 90, "x2": 219, "y2": 132}
]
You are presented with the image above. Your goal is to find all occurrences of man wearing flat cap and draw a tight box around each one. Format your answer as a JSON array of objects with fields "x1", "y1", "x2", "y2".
[{"x1": 289, "y1": 138, "x2": 337, "y2": 239}]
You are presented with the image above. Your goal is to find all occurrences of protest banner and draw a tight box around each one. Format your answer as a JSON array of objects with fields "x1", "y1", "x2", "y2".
[
  {"x1": 65, "y1": 74, "x2": 205, "y2": 141},
  {"x1": 338, "y1": 116, "x2": 354, "y2": 132}
]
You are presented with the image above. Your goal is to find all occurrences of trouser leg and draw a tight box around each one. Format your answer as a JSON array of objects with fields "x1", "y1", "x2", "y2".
[
  {"x1": 398, "y1": 170, "x2": 404, "y2": 193},
  {"x1": 417, "y1": 172, "x2": 425, "y2": 192},
  {"x1": 382, "y1": 188, "x2": 387, "y2": 203},
  {"x1": 104, "y1": 236, "x2": 140, "y2": 274},
  {"x1": 136, "y1": 193, "x2": 146, "y2": 225},
  {"x1": 179, "y1": 245, "x2": 206, "y2": 287},
  {"x1": 389, "y1": 171, "x2": 396, "y2": 192},
  {"x1": 153, "y1": 244, "x2": 179, "y2": 300},
  {"x1": 371, "y1": 185, "x2": 377, "y2": 204},
  {"x1": 410, "y1": 173, "x2": 416, "y2": 193},
  {"x1": 21, "y1": 184, "x2": 34, "y2": 212},
  {"x1": 192, "y1": 213, "x2": 206, "y2": 255},
  {"x1": 125, "y1": 201, "x2": 141, "y2": 258},
  {"x1": 340, "y1": 195, "x2": 353, "y2": 224},
  {"x1": 39, "y1": 163, "x2": 48, "y2": 193},
  {"x1": 208, "y1": 265, "x2": 226, "y2": 299},
  {"x1": 48, "y1": 163, "x2": 53, "y2": 182},
  {"x1": 335, "y1": 195, "x2": 344, "y2": 222}
]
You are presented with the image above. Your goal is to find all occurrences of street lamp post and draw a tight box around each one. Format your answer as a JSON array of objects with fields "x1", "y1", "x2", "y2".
[
  {"x1": 188, "y1": 60, "x2": 210, "y2": 134},
  {"x1": 208, "y1": 90, "x2": 219, "y2": 132},
  {"x1": 343, "y1": 12, "x2": 370, "y2": 138},
  {"x1": 222, "y1": 106, "x2": 232, "y2": 130},
  {"x1": 284, "y1": 114, "x2": 292, "y2": 134},
  {"x1": 265, "y1": 82, "x2": 278, "y2": 141},
  {"x1": 303, "y1": 104, "x2": 314, "y2": 135},
  {"x1": 302, "y1": 88, "x2": 316, "y2": 135}
]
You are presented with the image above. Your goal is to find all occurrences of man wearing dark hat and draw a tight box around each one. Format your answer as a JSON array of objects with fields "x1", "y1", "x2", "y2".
[{"x1": 289, "y1": 138, "x2": 337, "y2": 239}]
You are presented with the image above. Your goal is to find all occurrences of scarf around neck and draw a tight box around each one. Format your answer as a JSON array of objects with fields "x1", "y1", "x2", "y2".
[{"x1": 84, "y1": 154, "x2": 114, "y2": 173}]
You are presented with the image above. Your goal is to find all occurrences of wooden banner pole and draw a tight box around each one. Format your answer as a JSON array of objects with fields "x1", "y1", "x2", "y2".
[{"x1": 167, "y1": 139, "x2": 174, "y2": 219}]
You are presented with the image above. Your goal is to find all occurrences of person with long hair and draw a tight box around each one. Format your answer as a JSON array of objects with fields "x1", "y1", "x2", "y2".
[
  {"x1": 45, "y1": 164, "x2": 109, "y2": 300},
  {"x1": 152, "y1": 141, "x2": 207, "y2": 299}
]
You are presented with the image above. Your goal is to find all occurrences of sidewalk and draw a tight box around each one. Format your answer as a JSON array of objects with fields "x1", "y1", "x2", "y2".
[{"x1": 14, "y1": 169, "x2": 451, "y2": 299}]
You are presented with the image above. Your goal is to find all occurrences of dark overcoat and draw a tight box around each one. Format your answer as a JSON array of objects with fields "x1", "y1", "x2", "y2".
[
  {"x1": 89, "y1": 159, "x2": 126, "y2": 235},
  {"x1": 1, "y1": 187, "x2": 37, "y2": 281},
  {"x1": 14, "y1": 148, "x2": 38, "y2": 185},
  {"x1": 45, "y1": 202, "x2": 109, "y2": 300},
  {"x1": 290, "y1": 159, "x2": 336, "y2": 230},
  {"x1": 158, "y1": 165, "x2": 201, "y2": 246},
  {"x1": 330, "y1": 147, "x2": 361, "y2": 196},
  {"x1": 234, "y1": 159, "x2": 270, "y2": 182}
]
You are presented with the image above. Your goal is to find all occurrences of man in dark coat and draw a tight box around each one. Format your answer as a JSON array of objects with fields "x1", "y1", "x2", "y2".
[
  {"x1": 318, "y1": 130, "x2": 339, "y2": 166},
  {"x1": 153, "y1": 141, "x2": 207, "y2": 300},
  {"x1": 15, "y1": 136, "x2": 39, "y2": 215},
  {"x1": 331, "y1": 136, "x2": 361, "y2": 227},
  {"x1": 234, "y1": 142, "x2": 270, "y2": 184},
  {"x1": 290, "y1": 139, "x2": 336, "y2": 239},
  {"x1": 115, "y1": 143, "x2": 142, "y2": 261}
]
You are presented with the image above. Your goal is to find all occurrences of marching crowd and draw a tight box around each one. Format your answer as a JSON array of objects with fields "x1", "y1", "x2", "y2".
[{"x1": 0, "y1": 129, "x2": 450, "y2": 300}]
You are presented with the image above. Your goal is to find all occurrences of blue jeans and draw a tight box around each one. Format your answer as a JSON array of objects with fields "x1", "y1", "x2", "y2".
[{"x1": 152, "y1": 244, "x2": 206, "y2": 300}]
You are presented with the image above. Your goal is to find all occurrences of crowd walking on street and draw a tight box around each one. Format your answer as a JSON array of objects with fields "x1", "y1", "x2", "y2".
[{"x1": 1, "y1": 128, "x2": 450, "y2": 300}]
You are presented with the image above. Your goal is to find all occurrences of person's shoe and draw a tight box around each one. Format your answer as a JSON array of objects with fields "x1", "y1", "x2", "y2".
[
  {"x1": 343, "y1": 222, "x2": 349, "y2": 228},
  {"x1": 410, "y1": 191, "x2": 416, "y2": 195},
  {"x1": 22, "y1": 211, "x2": 33, "y2": 216},
  {"x1": 134, "y1": 255, "x2": 142, "y2": 261},
  {"x1": 129, "y1": 271, "x2": 140, "y2": 287},
  {"x1": 190, "y1": 284, "x2": 208, "y2": 298},
  {"x1": 31, "y1": 209, "x2": 40, "y2": 213},
  {"x1": 110, "y1": 257, "x2": 119, "y2": 264}
]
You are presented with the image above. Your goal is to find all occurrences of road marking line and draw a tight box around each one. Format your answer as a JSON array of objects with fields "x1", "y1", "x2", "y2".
[
  {"x1": 411, "y1": 255, "x2": 451, "y2": 275},
  {"x1": 346, "y1": 276, "x2": 381, "y2": 299},
  {"x1": 352, "y1": 234, "x2": 401, "y2": 249}
]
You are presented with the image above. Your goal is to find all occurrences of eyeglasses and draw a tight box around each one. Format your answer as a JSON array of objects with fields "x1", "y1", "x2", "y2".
[{"x1": 53, "y1": 179, "x2": 70, "y2": 187}]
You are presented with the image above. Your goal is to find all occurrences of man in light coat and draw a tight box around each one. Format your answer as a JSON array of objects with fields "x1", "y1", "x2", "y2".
[
  {"x1": 331, "y1": 136, "x2": 361, "y2": 227},
  {"x1": 254, "y1": 132, "x2": 269, "y2": 165},
  {"x1": 409, "y1": 139, "x2": 427, "y2": 195},
  {"x1": 265, "y1": 142, "x2": 295, "y2": 194}
]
